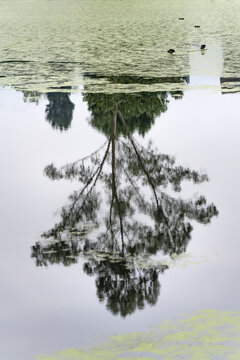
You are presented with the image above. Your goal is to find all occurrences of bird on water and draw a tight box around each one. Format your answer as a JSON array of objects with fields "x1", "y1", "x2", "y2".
[
  {"x1": 167, "y1": 49, "x2": 175, "y2": 54},
  {"x1": 179, "y1": 17, "x2": 184, "y2": 20},
  {"x1": 195, "y1": 25, "x2": 200, "y2": 28},
  {"x1": 200, "y1": 44, "x2": 206, "y2": 50}
]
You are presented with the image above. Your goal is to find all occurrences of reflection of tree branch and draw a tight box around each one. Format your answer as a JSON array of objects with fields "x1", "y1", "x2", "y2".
[
  {"x1": 118, "y1": 109, "x2": 159, "y2": 206},
  {"x1": 41, "y1": 106, "x2": 218, "y2": 251},
  {"x1": 68, "y1": 137, "x2": 111, "y2": 216},
  {"x1": 109, "y1": 196, "x2": 114, "y2": 237},
  {"x1": 117, "y1": 108, "x2": 174, "y2": 246},
  {"x1": 111, "y1": 110, "x2": 124, "y2": 250},
  {"x1": 71, "y1": 140, "x2": 108, "y2": 165},
  {"x1": 122, "y1": 166, "x2": 146, "y2": 209},
  {"x1": 90, "y1": 137, "x2": 111, "y2": 191},
  {"x1": 32, "y1": 88, "x2": 219, "y2": 318}
]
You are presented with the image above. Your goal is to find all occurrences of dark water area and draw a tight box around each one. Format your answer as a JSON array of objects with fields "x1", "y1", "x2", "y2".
[{"x1": 1, "y1": 0, "x2": 240, "y2": 359}]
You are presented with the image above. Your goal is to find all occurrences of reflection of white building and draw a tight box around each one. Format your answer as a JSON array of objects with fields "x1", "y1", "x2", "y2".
[
  {"x1": 183, "y1": 0, "x2": 240, "y2": 93},
  {"x1": 188, "y1": 41, "x2": 223, "y2": 91},
  {"x1": 183, "y1": 1, "x2": 223, "y2": 91}
]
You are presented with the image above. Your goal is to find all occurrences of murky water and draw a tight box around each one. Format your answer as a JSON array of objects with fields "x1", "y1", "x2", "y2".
[{"x1": 0, "y1": 1, "x2": 240, "y2": 359}]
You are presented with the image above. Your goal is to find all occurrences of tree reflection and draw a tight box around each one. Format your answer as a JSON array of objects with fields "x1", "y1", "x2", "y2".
[
  {"x1": 83, "y1": 75, "x2": 189, "y2": 136},
  {"x1": 31, "y1": 238, "x2": 82, "y2": 267},
  {"x1": 45, "y1": 92, "x2": 74, "y2": 131},
  {"x1": 22, "y1": 90, "x2": 42, "y2": 105},
  {"x1": 84, "y1": 258, "x2": 165, "y2": 317},
  {"x1": 21, "y1": 90, "x2": 74, "y2": 131},
  {"x1": 20, "y1": 76, "x2": 189, "y2": 133},
  {"x1": 31, "y1": 91, "x2": 218, "y2": 317}
]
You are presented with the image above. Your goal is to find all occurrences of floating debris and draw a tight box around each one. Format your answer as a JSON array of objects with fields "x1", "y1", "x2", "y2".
[{"x1": 42, "y1": 250, "x2": 57, "y2": 254}]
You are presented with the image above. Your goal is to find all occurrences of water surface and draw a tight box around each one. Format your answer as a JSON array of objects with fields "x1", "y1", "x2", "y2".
[
  {"x1": 0, "y1": 1, "x2": 240, "y2": 359},
  {"x1": 0, "y1": 0, "x2": 240, "y2": 92}
]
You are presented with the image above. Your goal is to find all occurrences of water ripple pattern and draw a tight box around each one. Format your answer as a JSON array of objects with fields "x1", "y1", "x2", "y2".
[{"x1": 0, "y1": 0, "x2": 239, "y2": 92}]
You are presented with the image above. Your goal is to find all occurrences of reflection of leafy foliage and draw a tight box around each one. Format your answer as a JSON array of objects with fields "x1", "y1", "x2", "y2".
[
  {"x1": 42, "y1": 113, "x2": 217, "y2": 256},
  {"x1": 41, "y1": 190, "x2": 100, "y2": 240},
  {"x1": 32, "y1": 97, "x2": 217, "y2": 316},
  {"x1": 21, "y1": 90, "x2": 75, "y2": 131},
  {"x1": 22, "y1": 91, "x2": 42, "y2": 104},
  {"x1": 84, "y1": 258, "x2": 165, "y2": 317},
  {"x1": 31, "y1": 239, "x2": 82, "y2": 267},
  {"x1": 83, "y1": 92, "x2": 167, "y2": 136},
  {"x1": 31, "y1": 234, "x2": 166, "y2": 316},
  {"x1": 82, "y1": 76, "x2": 189, "y2": 136},
  {"x1": 45, "y1": 92, "x2": 74, "y2": 131}
]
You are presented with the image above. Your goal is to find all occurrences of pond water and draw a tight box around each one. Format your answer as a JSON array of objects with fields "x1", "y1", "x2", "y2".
[
  {"x1": 1, "y1": 0, "x2": 240, "y2": 93},
  {"x1": 1, "y1": 1, "x2": 240, "y2": 359}
]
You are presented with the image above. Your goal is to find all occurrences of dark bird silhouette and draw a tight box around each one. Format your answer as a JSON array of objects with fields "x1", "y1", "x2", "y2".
[
  {"x1": 167, "y1": 49, "x2": 175, "y2": 54},
  {"x1": 194, "y1": 25, "x2": 200, "y2": 28},
  {"x1": 200, "y1": 44, "x2": 206, "y2": 50},
  {"x1": 179, "y1": 17, "x2": 184, "y2": 20}
]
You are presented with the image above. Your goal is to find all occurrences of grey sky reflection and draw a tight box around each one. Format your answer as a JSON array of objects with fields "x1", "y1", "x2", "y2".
[{"x1": 0, "y1": 89, "x2": 240, "y2": 360}]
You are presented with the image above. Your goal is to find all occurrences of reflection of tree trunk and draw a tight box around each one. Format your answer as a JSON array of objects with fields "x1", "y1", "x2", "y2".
[
  {"x1": 118, "y1": 109, "x2": 159, "y2": 207},
  {"x1": 53, "y1": 138, "x2": 112, "y2": 237},
  {"x1": 72, "y1": 140, "x2": 108, "y2": 165},
  {"x1": 117, "y1": 109, "x2": 174, "y2": 247},
  {"x1": 109, "y1": 196, "x2": 114, "y2": 246},
  {"x1": 69, "y1": 137, "x2": 111, "y2": 215},
  {"x1": 111, "y1": 110, "x2": 124, "y2": 251},
  {"x1": 123, "y1": 166, "x2": 146, "y2": 210}
]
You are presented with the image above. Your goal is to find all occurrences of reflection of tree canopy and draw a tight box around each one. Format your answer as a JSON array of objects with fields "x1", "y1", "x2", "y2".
[
  {"x1": 31, "y1": 101, "x2": 217, "y2": 317},
  {"x1": 41, "y1": 109, "x2": 217, "y2": 254},
  {"x1": 20, "y1": 76, "x2": 189, "y2": 134},
  {"x1": 31, "y1": 234, "x2": 166, "y2": 316},
  {"x1": 45, "y1": 92, "x2": 74, "y2": 131},
  {"x1": 22, "y1": 90, "x2": 42, "y2": 104},
  {"x1": 20, "y1": 89, "x2": 75, "y2": 131},
  {"x1": 84, "y1": 258, "x2": 166, "y2": 317},
  {"x1": 82, "y1": 76, "x2": 189, "y2": 136},
  {"x1": 31, "y1": 238, "x2": 82, "y2": 267}
]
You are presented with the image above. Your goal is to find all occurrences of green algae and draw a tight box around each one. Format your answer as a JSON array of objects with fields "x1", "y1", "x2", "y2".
[{"x1": 35, "y1": 309, "x2": 240, "y2": 360}]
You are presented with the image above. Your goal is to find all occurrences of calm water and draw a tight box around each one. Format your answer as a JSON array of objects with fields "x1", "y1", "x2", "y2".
[{"x1": 1, "y1": 1, "x2": 240, "y2": 359}]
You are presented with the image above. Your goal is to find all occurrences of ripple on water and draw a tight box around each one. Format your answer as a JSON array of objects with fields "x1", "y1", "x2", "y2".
[{"x1": 0, "y1": 0, "x2": 240, "y2": 93}]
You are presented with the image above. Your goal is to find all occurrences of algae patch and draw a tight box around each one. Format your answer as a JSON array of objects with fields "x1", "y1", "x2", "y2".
[{"x1": 35, "y1": 309, "x2": 240, "y2": 360}]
